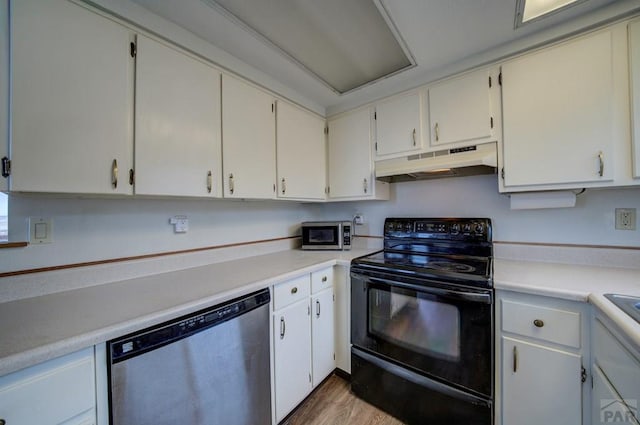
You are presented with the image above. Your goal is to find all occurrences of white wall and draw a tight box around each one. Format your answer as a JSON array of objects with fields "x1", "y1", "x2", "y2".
[
  {"x1": 2, "y1": 196, "x2": 323, "y2": 273},
  {"x1": 321, "y1": 175, "x2": 640, "y2": 247}
]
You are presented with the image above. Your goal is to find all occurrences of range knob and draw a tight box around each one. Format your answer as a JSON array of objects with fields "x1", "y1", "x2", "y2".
[
  {"x1": 462, "y1": 223, "x2": 471, "y2": 234},
  {"x1": 450, "y1": 223, "x2": 460, "y2": 234},
  {"x1": 475, "y1": 223, "x2": 485, "y2": 235},
  {"x1": 405, "y1": 223, "x2": 413, "y2": 232}
]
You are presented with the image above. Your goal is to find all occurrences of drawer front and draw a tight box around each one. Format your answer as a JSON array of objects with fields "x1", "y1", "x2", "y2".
[
  {"x1": 274, "y1": 274, "x2": 310, "y2": 310},
  {"x1": 501, "y1": 299, "x2": 581, "y2": 348},
  {"x1": 311, "y1": 267, "x2": 334, "y2": 294},
  {"x1": 594, "y1": 318, "x2": 640, "y2": 415},
  {"x1": 0, "y1": 348, "x2": 96, "y2": 425}
]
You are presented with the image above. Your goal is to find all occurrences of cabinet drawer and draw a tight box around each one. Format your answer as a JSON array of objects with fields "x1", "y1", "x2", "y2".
[
  {"x1": 593, "y1": 318, "x2": 640, "y2": 412},
  {"x1": 0, "y1": 348, "x2": 96, "y2": 425},
  {"x1": 274, "y1": 274, "x2": 310, "y2": 310},
  {"x1": 501, "y1": 299, "x2": 581, "y2": 348},
  {"x1": 311, "y1": 267, "x2": 334, "y2": 294}
]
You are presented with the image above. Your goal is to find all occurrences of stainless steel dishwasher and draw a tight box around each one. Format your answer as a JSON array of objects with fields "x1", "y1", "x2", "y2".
[{"x1": 107, "y1": 288, "x2": 271, "y2": 425}]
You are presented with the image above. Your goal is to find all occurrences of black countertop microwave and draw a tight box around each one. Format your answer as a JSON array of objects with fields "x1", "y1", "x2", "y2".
[{"x1": 301, "y1": 221, "x2": 351, "y2": 251}]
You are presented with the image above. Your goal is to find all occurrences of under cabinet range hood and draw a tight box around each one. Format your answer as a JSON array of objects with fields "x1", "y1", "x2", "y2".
[{"x1": 375, "y1": 142, "x2": 498, "y2": 183}]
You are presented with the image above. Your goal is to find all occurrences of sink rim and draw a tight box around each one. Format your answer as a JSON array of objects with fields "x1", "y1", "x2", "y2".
[{"x1": 604, "y1": 293, "x2": 640, "y2": 325}]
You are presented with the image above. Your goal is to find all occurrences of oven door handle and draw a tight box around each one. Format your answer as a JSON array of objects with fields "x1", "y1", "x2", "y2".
[{"x1": 359, "y1": 274, "x2": 492, "y2": 305}]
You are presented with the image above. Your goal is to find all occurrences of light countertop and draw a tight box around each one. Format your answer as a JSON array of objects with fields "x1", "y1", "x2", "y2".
[
  {"x1": 0, "y1": 249, "x2": 373, "y2": 376},
  {"x1": 1, "y1": 249, "x2": 639, "y2": 377},
  {"x1": 495, "y1": 258, "x2": 640, "y2": 348}
]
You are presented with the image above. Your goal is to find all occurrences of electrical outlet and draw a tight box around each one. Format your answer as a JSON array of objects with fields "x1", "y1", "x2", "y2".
[
  {"x1": 615, "y1": 208, "x2": 636, "y2": 230},
  {"x1": 354, "y1": 213, "x2": 365, "y2": 225},
  {"x1": 30, "y1": 217, "x2": 53, "y2": 243},
  {"x1": 169, "y1": 215, "x2": 189, "y2": 233}
]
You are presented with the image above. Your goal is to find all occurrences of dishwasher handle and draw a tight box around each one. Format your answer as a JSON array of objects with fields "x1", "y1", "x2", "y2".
[{"x1": 109, "y1": 288, "x2": 271, "y2": 364}]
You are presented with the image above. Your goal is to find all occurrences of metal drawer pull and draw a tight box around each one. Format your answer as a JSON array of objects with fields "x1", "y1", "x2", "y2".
[
  {"x1": 513, "y1": 346, "x2": 518, "y2": 373},
  {"x1": 598, "y1": 151, "x2": 604, "y2": 177},
  {"x1": 363, "y1": 178, "x2": 368, "y2": 194},
  {"x1": 280, "y1": 317, "x2": 285, "y2": 339},
  {"x1": 316, "y1": 300, "x2": 321, "y2": 318},
  {"x1": 412, "y1": 128, "x2": 417, "y2": 146},
  {"x1": 435, "y1": 123, "x2": 439, "y2": 142},
  {"x1": 322, "y1": 276, "x2": 327, "y2": 282},
  {"x1": 111, "y1": 159, "x2": 118, "y2": 189},
  {"x1": 281, "y1": 178, "x2": 286, "y2": 195},
  {"x1": 291, "y1": 287, "x2": 298, "y2": 294},
  {"x1": 533, "y1": 319, "x2": 544, "y2": 328},
  {"x1": 207, "y1": 171, "x2": 212, "y2": 193}
]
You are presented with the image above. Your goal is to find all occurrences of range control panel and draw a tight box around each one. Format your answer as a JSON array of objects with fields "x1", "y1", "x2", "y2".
[{"x1": 384, "y1": 218, "x2": 491, "y2": 242}]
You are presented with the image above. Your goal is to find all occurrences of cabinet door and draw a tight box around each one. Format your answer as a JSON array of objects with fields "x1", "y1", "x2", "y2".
[
  {"x1": 11, "y1": 0, "x2": 134, "y2": 194},
  {"x1": 276, "y1": 101, "x2": 326, "y2": 200},
  {"x1": 592, "y1": 364, "x2": 640, "y2": 425},
  {"x1": 327, "y1": 108, "x2": 375, "y2": 199},
  {"x1": 428, "y1": 69, "x2": 494, "y2": 147},
  {"x1": 273, "y1": 299, "x2": 312, "y2": 422},
  {"x1": 502, "y1": 337, "x2": 582, "y2": 425},
  {"x1": 375, "y1": 91, "x2": 423, "y2": 158},
  {"x1": 629, "y1": 20, "x2": 640, "y2": 179},
  {"x1": 311, "y1": 288, "x2": 335, "y2": 387},
  {"x1": 134, "y1": 35, "x2": 222, "y2": 197},
  {"x1": 502, "y1": 30, "x2": 615, "y2": 187},
  {"x1": 222, "y1": 75, "x2": 276, "y2": 199}
]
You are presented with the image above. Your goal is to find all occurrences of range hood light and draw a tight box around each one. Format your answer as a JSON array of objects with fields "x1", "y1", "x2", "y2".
[{"x1": 428, "y1": 168, "x2": 452, "y2": 173}]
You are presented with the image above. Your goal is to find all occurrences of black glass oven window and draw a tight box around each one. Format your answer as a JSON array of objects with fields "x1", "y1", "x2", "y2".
[{"x1": 369, "y1": 288, "x2": 460, "y2": 361}]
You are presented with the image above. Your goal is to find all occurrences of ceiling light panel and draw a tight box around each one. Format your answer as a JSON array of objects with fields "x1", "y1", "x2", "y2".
[
  {"x1": 205, "y1": 0, "x2": 414, "y2": 94},
  {"x1": 516, "y1": 0, "x2": 586, "y2": 26}
]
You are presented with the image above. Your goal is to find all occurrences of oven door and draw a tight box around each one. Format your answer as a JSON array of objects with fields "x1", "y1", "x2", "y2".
[{"x1": 351, "y1": 268, "x2": 493, "y2": 397}]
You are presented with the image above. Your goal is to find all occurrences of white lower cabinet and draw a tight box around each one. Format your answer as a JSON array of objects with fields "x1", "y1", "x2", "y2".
[
  {"x1": 497, "y1": 291, "x2": 589, "y2": 425},
  {"x1": 271, "y1": 267, "x2": 336, "y2": 423},
  {"x1": 0, "y1": 348, "x2": 97, "y2": 425}
]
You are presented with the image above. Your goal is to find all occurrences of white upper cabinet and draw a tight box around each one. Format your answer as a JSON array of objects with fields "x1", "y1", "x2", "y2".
[
  {"x1": 222, "y1": 75, "x2": 276, "y2": 199},
  {"x1": 10, "y1": 0, "x2": 134, "y2": 194},
  {"x1": 428, "y1": 68, "x2": 495, "y2": 148},
  {"x1": 629, "y1": 19, "x2": 640, "y2": 179},
  {"x1": 327, "y1": 108, "x2": 389, "y2": 200},
  {"x1": 501, "y1": 30, "x2": 615, "y2": 189},
  {"x1": 134, "y1": 35, "x2": 222, "y2": 197},
  {"x1": 374, "y1": 91, "x2": 423, "y2": 158},
  {"x1": 276, "y1": 101, "x2": 326, "y2": 200}
]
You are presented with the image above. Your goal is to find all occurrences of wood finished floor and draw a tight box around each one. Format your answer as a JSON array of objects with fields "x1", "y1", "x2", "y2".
[{"x1": 283, "y1": 374, "x2": 404, "y2": 425}]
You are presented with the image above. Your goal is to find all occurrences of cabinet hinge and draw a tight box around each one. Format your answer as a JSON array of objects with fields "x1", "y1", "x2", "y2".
[
  {"x1": 333, "y1": 294, "x2": 335, "y2": 302},
  {"x1": 374, "y1": 111, "x2": 377, "y2": 120},
  {"x1": 490, "y1": 117, "x2": 494, "y2": 129},
  {"x1": 1, "y1": 156, "x2": 10, "y2": 178},
  {"x1": 501, "y1": 168, "x2": 505, "y2": 180},
  {"x1": 333, "y1": 353, "x2": 336, "y2": 360},
  {"x1": 130, "y1": 42, "x2": 137, "y2": 58},
  {"x1": 498, "y1": 72, "x2": 502, "y2": 86},
  {"x1": 375, "y1": 142, "x2": 378, "y2": 152},
  {"x1": 129, "y1": 169, "x2": 135, "y2": 186},
  {"x1": 324, "y1": 126, "x2": 329, "y2": 135},
  {"x1": 581, "y1": 366, "x2": 587, "y2": 383},
  {"x1": 325, "y1": 186, "x2": 330, "y2": 194},
  {"x1": 309, "y1": 373, "x2": 312, "y2": 383},
  {"x1": 489, "y1": 76, "x2": 492, "y2": 88},
  {"x1": 272, "y1": 103, "x2": 274, "y2": 113}
]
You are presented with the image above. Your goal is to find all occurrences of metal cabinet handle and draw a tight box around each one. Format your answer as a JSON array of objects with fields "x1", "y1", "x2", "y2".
[
  {"x1": 412, "y1": 128, "x2": 417, "y2": 146},
  {"x1": 533, "y1": 319, "x2": 544, "y2": 328},
  {"x1": 229, "y1": 173, "x2": 235, "y2": 195},
  {"x1": 111, "y1": 159, "x2": 118, "y2": 189},
  {"x1": 291, "y1": 286, "x2": 298, "y2": 294},
  {"x1": 280, "y1": 317, "x2": 285, "y2": 339},
  {"x1": 435, "y1": 123, "x2": 439, "y2": 142},
  {"x1": 322, "y1": 276, "x2": 327, "y2": 282},
  {"x1": 598, "y1": 151, "x2": 604, "y2": 177},
  {"x1": 207, "y1": 171, "x2": 212, "y2": 193},
  {"x1": 513, "y1": 346, "x2": 518, "y2": 373},
  {"x1": 363, "y1": 178, "x2": 368, "y2": 194},
  {"x1": 316, "y1": 299, "x2": 321, "y2": 318},
  {"x1": 281, "y1": 178, "x2": 286, "y2": 195}
]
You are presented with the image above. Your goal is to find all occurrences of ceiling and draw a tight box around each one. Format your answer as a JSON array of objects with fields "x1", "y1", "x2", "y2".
[{"x1": 130, "y1": 0, "x2": 640, "y2": 115}]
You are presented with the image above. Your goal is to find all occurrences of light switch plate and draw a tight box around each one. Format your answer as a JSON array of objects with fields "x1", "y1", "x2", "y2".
[
  {"x1": 30, "y1": 217, "x2": 53, "y2": 243},
  {"x1": 615, "y1": 208, "x2": 636, "y2": 230}
]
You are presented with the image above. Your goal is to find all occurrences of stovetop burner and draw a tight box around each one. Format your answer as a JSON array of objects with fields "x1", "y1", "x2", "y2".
[{"x1": 352, "y1": 218, "x2": 493, "y2": 287}]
